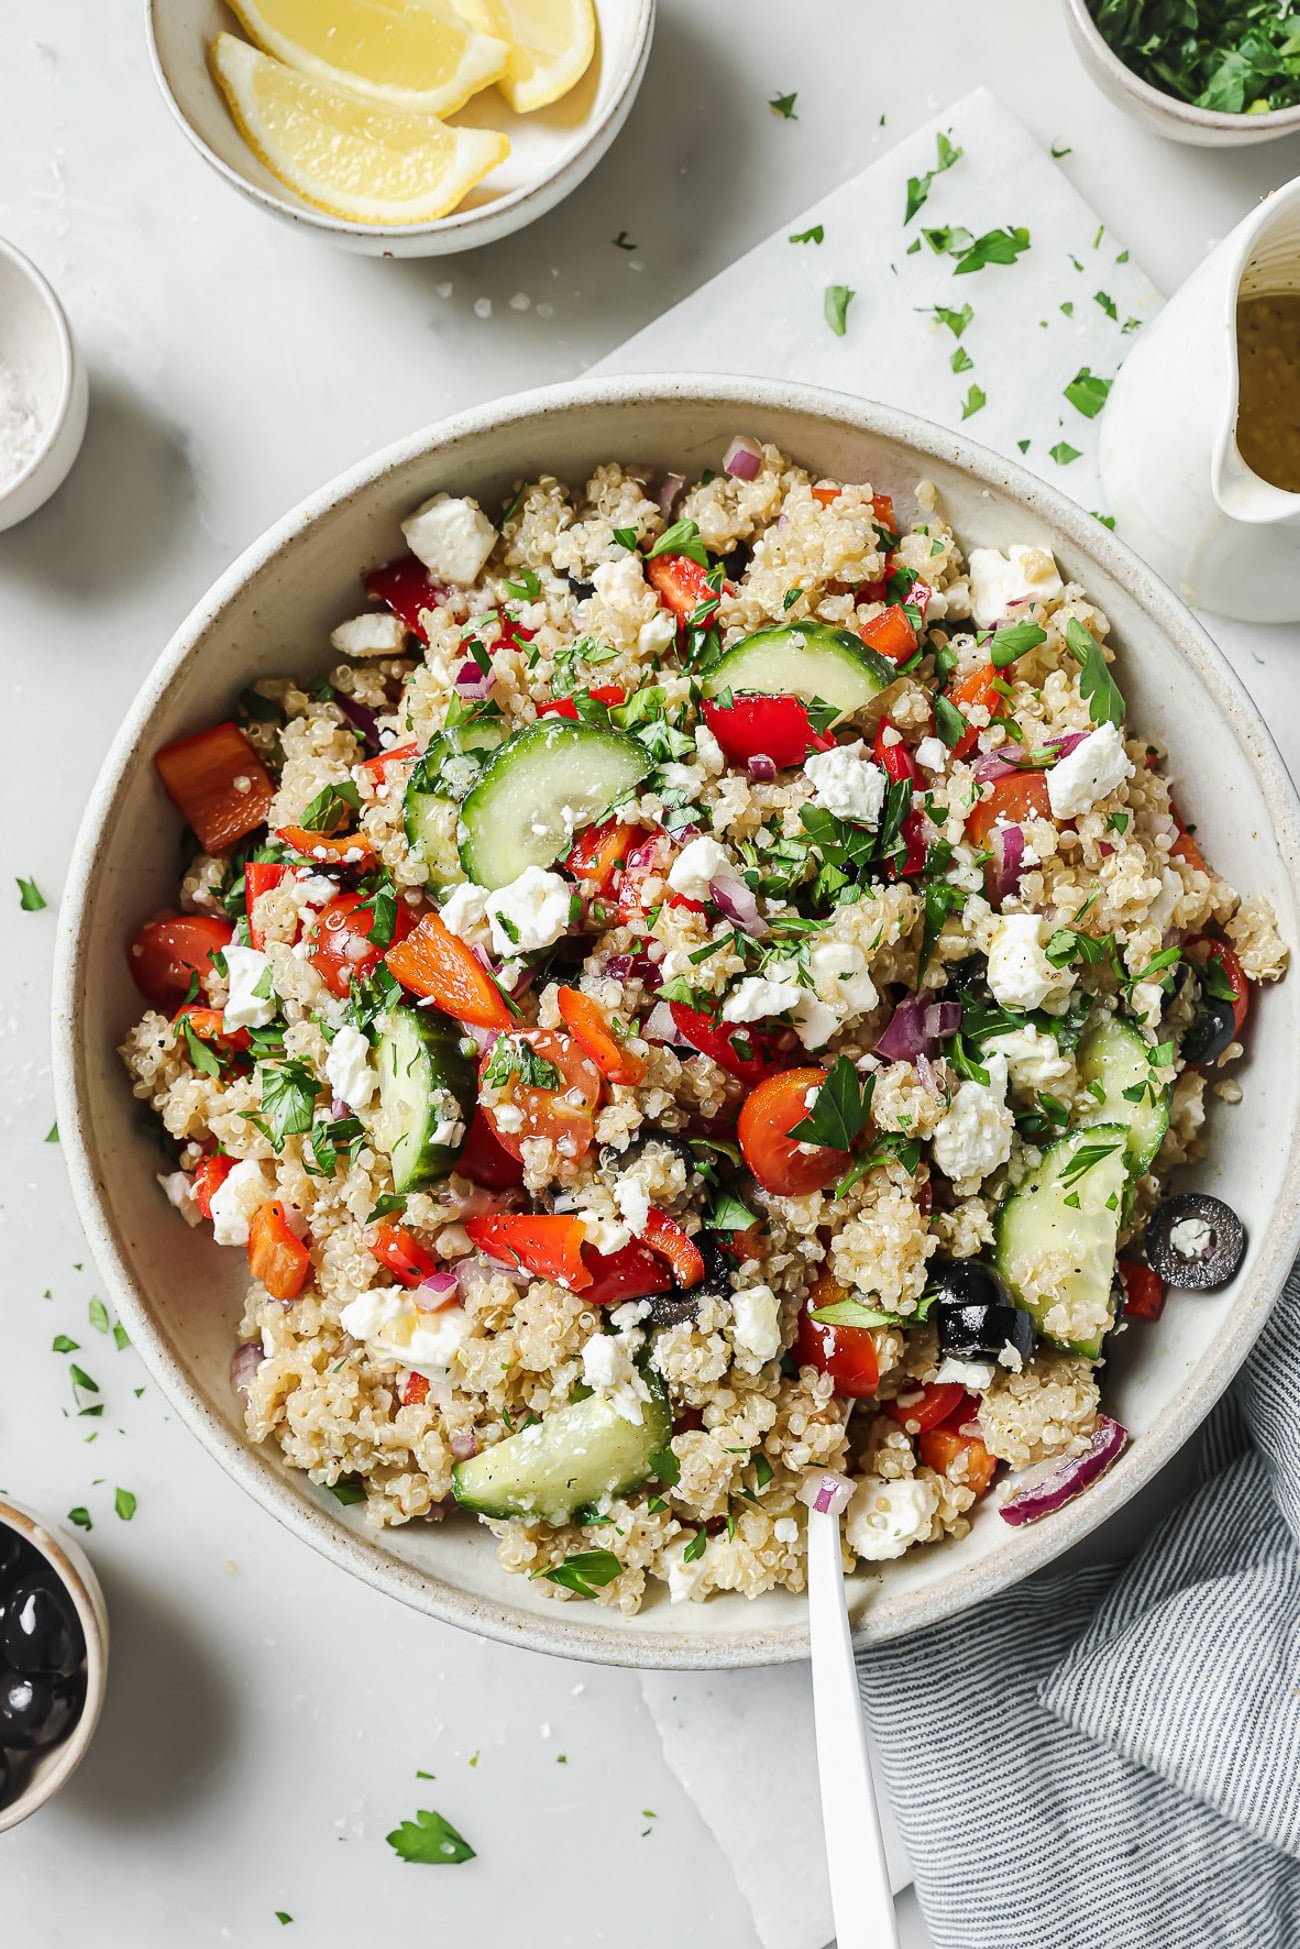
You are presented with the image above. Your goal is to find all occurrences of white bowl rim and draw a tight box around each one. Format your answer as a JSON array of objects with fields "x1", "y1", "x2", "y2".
[
  {"x1": 52, "y1": 371, "x2": 1300, "y2": 1669},
  {"x1": 1062, "y1": 0, "x2": 1300, "y2": 133},
  {"x1": 0, "y1": 234, "x2": 79, "y2": 509},
  {"x1": 0, "y1": 1498, "x2": 109, "y2": 1830},
  {"x1": 142, "y1": 0, "x2": 656, "y2": 244}
]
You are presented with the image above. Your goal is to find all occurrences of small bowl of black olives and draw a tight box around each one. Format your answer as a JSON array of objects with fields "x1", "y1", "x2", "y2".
[{"x1": 0, "y1": 1498, "x2": 108, "y2": 1831}]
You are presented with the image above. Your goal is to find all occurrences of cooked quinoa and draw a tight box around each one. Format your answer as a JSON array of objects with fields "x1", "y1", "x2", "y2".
[{"x1": 122, "y1": 440, "x2": 1288, "y2": 1613}]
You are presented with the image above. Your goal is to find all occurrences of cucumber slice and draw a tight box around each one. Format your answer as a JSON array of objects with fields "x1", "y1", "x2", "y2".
[
  {"x1": 994, "y1": 1123, "x2": 1128, "y2": 1358},
  {"x1": 403, "y1": 722, "x2": 505, "y2": 892},
  {"x1": 451, "y1": 1365, "x2": 672, "y2": 1523},
  {"x1": 699, "y1": 622, "x2": 897, "y2": 713},
  {"x1": 458, "y1": 719, "x2": 652, "y2": 890},
  {"x1": 370, "y1": 1007, "x2": 475, "y2": 1193},
  {"x1": 1076, "y1": 1015, "x2": 1170, "y2": 1174}
]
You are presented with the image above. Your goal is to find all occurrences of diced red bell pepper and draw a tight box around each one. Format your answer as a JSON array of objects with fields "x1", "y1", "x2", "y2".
[
  {"x1": 247, "y1": 1201, "x2": 311, "y2": 1301},
  {"x1": 369, "y1": 1222, "x2": 439, "y2": 1288},
  {"x1": 358, "y1": 739, "x2": 421, "y2": 782},
  {"x1": 872, "y1": 720, "x2": 926, "y2": 878},
  {"x1": 401, "y1": 1372, "x2": 430, "y2": 1407},
  {"x1": 362, "y1": 554, "x2": 446, "y2": 641},
  {"x1": 918, "y1": 1425, "x2": 998, "y2": 1497},
  {"x1": 701, "y1": 694, "x2": 833, "y2": 769},
  {"x1": 174, "y1": 1004, "x2": 251, "y2": 1055},
  {"x1": 566, "y1": 818, "x2": 638, "y2": 894},
  {"x1": 538, "y1": 686, "x2": 627, "y2": 718},
  {"x1": 639, "y1": 1209, "x2": 705, "y2": 1287},
  {"x1": 276, "y1": 827, "x2": 378, "y2": 870},
  {"x1": 556, "y1": 986, "x2": 646, "y2": 1086},
  {"x1": 646, "y1": 552, "x2": 716, "y2": 624},
  {"x1": 582, "y1": 1240, "x2": 674, "y2": 1307},
  {"x1": 245, "y1": 860, "x2": 289, "y2": 951},
  {"x1": 464, "y1": 1214, "x2": 592, "y2": 1291},
  {"x1": 454, "y1": 1108, "x2": 526, "y2": 1191},
  {"x1": 859, "y1": 604, "x2": 918, "y2": 664},
  {"x1": 155, "y1": 722, "x2": 276, "y2": 855},
  {"x1": 947, "y1": 661, "x2": 1002, "y2": 762},
  {"x1": 669, "y1": 1001, "x2": 778, "y2": 1085},
  {"x1": 1185, "y1": 935, "x2": 1250, "y2": 1039},
  {"x1": 1118, "y1": 1258, "x2": 1166, "y2": 1322},
  {"x1": 193, "y1": 1153, "x2": 235, "y2": 1222},
  {"x1": 811, "y1": 487, "x2": 895, "y2": 529},
  {"x1": 885, "y1": 1382, "x2": 973, "y2": 1435},
  {"x1": 385, "y1": 912, "x2": 512, "y2": 1031}
]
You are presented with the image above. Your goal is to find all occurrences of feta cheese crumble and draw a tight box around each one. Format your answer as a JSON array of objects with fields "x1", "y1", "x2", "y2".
[
  {"x1": 329, "y1": 612, "x2": 408, "y2": 658},
  {"x1": 1170, "y1": 1215, "x2": 1212, "y2": 1259},
  {"x1": 667, "y1": 834, "x2": 732, "y2": 903},
  {"x1": 340, "y1": 1288, "x2": 470, "y2": 1381},
  {"x1": 485, "y1": 866, "x2": 573, "y2": 956},
  {"x1": 987, "y1": 914, "x2": 1077, "y2": 1015},
  {"x1": 914, "y1": 735, "x2": 948, "y2": 773},
  {"x1": 222, "y1": 944, "x2": 276, "y2": 1032},
  {"x1": 804, "y1": 740, "x2": 887, "y2": 826},
  {"x1": 401, "y1": 493, "x2": 497, "y2": 586},
  {"x1": 721, "y1": 972, "x2": 804, "y2": 1024},
  {"x1": 729, "y1": 1283, "x2": 782, "y2": 1372},
  {"x1": 439, "y1": 880, "x2": 491, "y2": 946},
  {"x1": 845, "y1": 1475, "x2": 939, "y2": 1561},
  {"x1": 1046, "y1": 722, "x2": 1135, "y2": 821},
  {"x1": 325, "y1": 1023, "x2": 376, "y2": 1111},
  {"x1": 967, "y1": 543, "x2": 1064, "y2": 629},
  {"x1": 157, "y1": 1171, "x2": 202, "y2": 1228},
  {"x1": 209, "y1": 1158, "x2": 276, "y2": 1248},
  {"x1": 931, "y1": 1053, "x2": 1013, "y2": 1186},
  {"x1": 580, "y1": 1330, "x2": 651, "y2": 1425}
]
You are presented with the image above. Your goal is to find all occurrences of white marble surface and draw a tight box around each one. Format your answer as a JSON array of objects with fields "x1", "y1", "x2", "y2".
[{"x1": 4, "y1": 3, "x2": 1300, "y2": 1945}]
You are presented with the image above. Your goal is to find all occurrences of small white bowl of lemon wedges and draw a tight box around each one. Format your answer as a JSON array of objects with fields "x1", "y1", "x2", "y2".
[{"x1": 147, "y1": 0, "x2": 655, "y2": 254}]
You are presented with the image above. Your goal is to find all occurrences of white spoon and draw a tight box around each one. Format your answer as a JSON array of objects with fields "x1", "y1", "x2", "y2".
[{"x1": 807, "y1": 1502, "x2": 900, "y2": 1949}]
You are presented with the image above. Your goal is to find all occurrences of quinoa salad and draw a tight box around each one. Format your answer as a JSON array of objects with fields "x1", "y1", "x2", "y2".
[{"x1": 121, "y1": 437, "x2": 1288, "y2": 1610}]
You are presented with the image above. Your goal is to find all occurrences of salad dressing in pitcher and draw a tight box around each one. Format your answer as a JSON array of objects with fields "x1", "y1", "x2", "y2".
[{"x1": 1235, "y1": 291, "x2": 1300, "y2": 493}]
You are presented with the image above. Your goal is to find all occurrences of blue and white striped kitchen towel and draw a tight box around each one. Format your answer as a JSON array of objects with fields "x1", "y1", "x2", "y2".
[{"x1": 858, "y1": 1267, "x2": 1300, "y2": 1949}]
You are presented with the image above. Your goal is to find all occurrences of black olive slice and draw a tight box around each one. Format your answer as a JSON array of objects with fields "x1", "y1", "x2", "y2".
[
  {"x1": 1180, "y1": 995, "x2": 1238, "y2": 1067},
  {"x1": 936, "y1": 1299, "x2": 1035, "y2": 1366},
  {"x1": 1145, "y1": 1192, "x2": 1246, "y2": 1291}
]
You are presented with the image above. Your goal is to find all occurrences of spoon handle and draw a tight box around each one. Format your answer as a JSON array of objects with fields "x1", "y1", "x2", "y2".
[{"x1": 807, "y1": 1506, "x2": 899, "y2": 1949}]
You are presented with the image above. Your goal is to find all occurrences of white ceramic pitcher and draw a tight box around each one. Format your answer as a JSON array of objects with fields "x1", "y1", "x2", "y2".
[{"x1": 1100, "y1": 175, "x2": 1300, "y2": 623}]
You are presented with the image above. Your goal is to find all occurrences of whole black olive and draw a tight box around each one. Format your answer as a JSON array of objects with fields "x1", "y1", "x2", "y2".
[
  {"x1": 1180, "y1": 995, "x2": 1238, "y2": 1067},
  {"x1": 647, "y1": 1235, "x2": 732, "y2": 1328},
  {"x1": 936, "y1": 1299, "x2": 1036, "y2": 1367},
  {"x1": 0, "y1": 1527, "x2": 38, "y2": 1588},
  {"x1": 0, "y1": 1667, "x2": 84, "y2": 1751},
  {"x1": 721, "y1": 542, "x2": 752, "y2": 582},
  {"x1": 929, "y1": 1259, "x2": 1012, "y2": 1311},
  {"x1": 945, "y1": 954, "x2": 990, "y2": 999},
  {"x1": 2, "y1": 1578, "x2": 85, "y2": 1677},
  {"x1": 1145, "y1": 1193, "x2": 1246, "y2": 1291}
]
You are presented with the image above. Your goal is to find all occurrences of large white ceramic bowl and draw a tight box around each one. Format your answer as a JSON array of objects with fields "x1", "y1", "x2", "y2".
[
  {"x1": 52, "y1": 376, "x2": 1300, "y2": 1669},
  {"x1": 146, "y1": 0, "x2": 655, "y2": 256}
]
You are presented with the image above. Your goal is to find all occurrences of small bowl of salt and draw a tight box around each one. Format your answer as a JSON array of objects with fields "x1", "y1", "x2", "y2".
[{"x1": 0, "y1": 236, "x2": 87, "y2": 534}]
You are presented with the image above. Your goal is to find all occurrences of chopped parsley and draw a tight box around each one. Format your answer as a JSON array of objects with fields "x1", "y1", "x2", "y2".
[
  {"x1": 1066, "y1": 617, "x2": 1127, "y2": 726},
  {"x1": 1064, "y1": 366, "x2": 1113, "y2": 419},
  {"x1": 533, "y1": 1549, "x2": 623, "y2": 1597},
  {"x1": 17, "y1": 876, "x2": 46, "y2": 911},
  {"x1": 986, "y1": 619, "x2": 1048, "y2": 668},
  {"x1": 824, "y1": 284, "x2": 855, "y2": 337},
  {"x1": 646, "y1": 518, "x2": 708, "y2": 567},
  {"x1": 788, "y1": 224, "x2": 825, "y2": 245},
  {"x1": 386, "y1": 1809, "x2": 476, "y2": 1865},
  {"x1": 789, "y1": 1056, "x2": 874, "y2": 1151},
  {"x1": 769, "y1": 91, "x2": 798, "y2": 118},
  {"x1": 1095, "y1": 289, "x2": 1119, "y2": 320},
  {"x1": 951, "y1": 225, "x2": 1031, "y2": 274},
  {"x1": 297, "y1": 779, "x2": 361, "y2": 834},
  {"x1": 960, "y1": 382, "x2": 987, "y2": 419},
  {"x1": 1090, "y1": 0, "x2": 1300, "y2": 112},
  {"x1": 904, "y1": 129, "x2": 963, "y2": 224},
  {"x1": 612, "y1": 230, "x2": 638, "y2": 250},
  {"x1": 257, "y1": 1058, "x2": 321, "y2": 1148},
  {"x1": 115, "y1": 1487, "x2": 137, "y2": 1522},
  {"x1": 502, "y1": 567, "x2": 541, "y2": 600},
  {"x1": 951, "y1": 344, "x2": 974, "y2": 374},
  {"x1": 1049, "y1": 441, "x2": 1082, "y2": 465}
]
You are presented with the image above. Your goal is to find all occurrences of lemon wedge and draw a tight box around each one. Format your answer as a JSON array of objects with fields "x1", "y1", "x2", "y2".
[
  {"x1": 454, "y1": 0, "x2": 596, "y2": 114},
  {"x1": 224, "y1": 0, "x2": 508, "y2": 117},
  {"x1": 210, "y1": 34, "x2": 510, "y2": 226}
]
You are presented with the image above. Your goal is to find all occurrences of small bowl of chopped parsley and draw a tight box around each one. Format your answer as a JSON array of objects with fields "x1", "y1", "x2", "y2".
[{"x1": 1064, "y1": 0, "x2": 1300, "y2": 143}]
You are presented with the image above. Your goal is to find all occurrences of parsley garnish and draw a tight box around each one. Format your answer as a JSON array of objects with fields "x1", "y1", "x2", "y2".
[
  {"x1": 386, "y1": 1809, "x2": 476, "y2": 1865},
  {"x1": 502, "y1": 568, "x2": 541, "y2": 600},
  {"x1": 115, "y1": 1487, "x2": 137, "y2": 1522},
  {"x1": 789, "y1": 224, "x2": 824, "y2": 245},
  {"x1": 258, "y1": 1058, "x2": 321, "y2": 1148},
  {"x1": 1064, "y1": 366, "x2": 1113, "y2": 419},
  {"x1": 824, "y1": 284, "x2": 855, "y2": 337},
  {"x1": 1059, "y1": 1137, "x2": 1123, "y2": 1188},
  {"x1": 1089, "y1": 0, "x2": 1300, "y2": 111},
  {"x1": 926, "y1": 301, "x2": 973, "y2": 338},
  {"x1": 933, "y1": 692, "x2": 968, "y2": 747},
  {"x1": 708, "y1": 1188, "x2": 759, "y2": 1231},
  {"x1": 960, "y1": 382, "x2": 987, "y2": 418},
  {"x1": 612, "y1": 230, "x2": 637, "y2": 250},
  {"x1": 647, "y1": 518, "x2": 708, "y2": 568},
  {"x1": 769, "y1": 91, "x2": 798, "y2": 118},
  {"x1": 328, "y1": 1477, "x2": 367, "y2": 1506},
  {"x1": 17, "y1": 876, "x2": 46, "y2": 911},
  {"x1": 1051, "y1": 140, "x2": 1072, "y2": 158},
  {"x1": 789, "y1": 1056, "x2": 874, "y2": 1150},
  {"x1": 483, "y1": 1034, "x2": 561, "y2": 1092},
  {"x1": 682, "y1": 1529, "x2": 707, "y2": 1563},
  {"x1": 533, "y1": 1549, "x2": 623, "y2": 1597},
  {"x1": 951, "y1": 226, "x2": 1031, "y2": 275},
  {"x1": 904, "y1": 130, "x2": 963, "y2": 224},
  {"x1": 986, "y1": 620, "x2": 1047, "y2": 668},
  {"x1": 1065, "y1": 617, "x2": 1126, "y2": 726},
  {"x1": 951, "y1": 344, "x2": 974, "y2": 374},
  {"x1": 1049, "y1": 441, "x2": 1082, "y2": 465},
  {"x1": 1095, "y1": 289, "x2": 1118, "y2": 320}
]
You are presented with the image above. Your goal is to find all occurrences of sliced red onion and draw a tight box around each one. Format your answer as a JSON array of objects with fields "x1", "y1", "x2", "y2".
[
  {"x1": 449, "y1": 1428, "x2": 480, "y2": 1461},
  {"x1": 724, "y1": 435, "x2": 764, "y2": 482},
  {"x1": 330, "y1": 1094, "x2": 349, "y2": 1119},
  {"x1": 230, "y1": 1342, "x2": 264, "y2": 1397},
  {"x1": 916, "y1": 1051, "x2": 941, "y2": 1096},
  {"x1": 656, "y1": 472, "x2": 685, "y2": 518},
  {"x1": 335, "y1": 693, "x2": 382, "y2": 752},
  {"x1": 603, "y1": 952, "x2": 663, "y2": 989},
  {"x1": 1045, "y1": 731, "x2": 1089, "y2": 760},
  {"x1": 747, "y1": 753, "x2": 777, "y2": 782},
  {"x1": 999, "y1": 1414, "x2": 1129, "y2": 1527},
  {"x1": 710, "y1": 876, "x2": 768, "y2": 940},
  {"x1": 644, "y1": 1000, "x2": 689, "y2": 1045},
  {"x1": 459, "y1": 1019, "x2": 497, "y2": 1053},
  {"x1": 455, "y1": 659, "x2": 493, "y2": 701},
  {"x1": 797, "y1": 1468, "x2": 855, "y2": 1517},
  {"x1": 415, "y1": 1270, "x2": 459, "y2": 1310},
  {"x1": 1098, "y1": 841, "x2": 1115, "y2": 858},
  {"x1": 454, "y1": 1254, "x2": 530, "y2": 1296},
  {"x1": 922, "y1": 1001, "x2": 962, "y2": 1040},
  {"x1": 626, "y1": 834, "x2": 667, "y2": 876},
  {"x1": 874, "y1": 995, "x2": 935, "y2": 1064},
  {"x1": 990, "y1": 823, "x2": 1026, "y2": 903},
  {"x1": 972, "y1": 750, "x2": 1023, "y2": 784}
]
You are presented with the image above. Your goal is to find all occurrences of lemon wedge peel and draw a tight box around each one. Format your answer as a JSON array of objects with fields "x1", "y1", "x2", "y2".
[
  {"x1": 210, "y1": 34, "x2": 510, "y2": 227},
  {"x1": 455, "y1": 0, "x2": 596, "y2": 114},
  {"x1": 223, "y1": 0, "x2": 509, "y2": 118}
]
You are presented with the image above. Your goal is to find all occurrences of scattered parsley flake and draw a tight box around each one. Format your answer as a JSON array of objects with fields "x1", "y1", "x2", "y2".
[
  {"x1": 1064, "y1": 366, "x2": 1112, "y2": 418},
  {"x1": 950, "y1": 344, "x2": 974, "y2": 373},
  {"x1": 275, "y1": 1916, "x2": 293, "y2": 1928},
  {"x1": 52, "y1": 1334, "x2": 79, "y2": 1354},
  {"x1": 788, "y1": 224, "x2": 824, "y2": 244},
  {"x1": 115, "y1": 1488, "x2": 137, "y2": 1522},
  {"x1": 790, "y1": 1055, "x2": 874, "y2": 1151},
  {"x1": 960, "y1": 382, "x2": 986, "y2": 419},
  {"x1": 904, "y1": 129, "x2": 963, "y2": 224},
  {"x1": 824, "y1": 284, "x2": 855, "y2": 336},
  {"x1": 17, "y1": 876, "x2": 46, "y2": 912},
  {"x1": 1051, "y1": 140, "x2": 1072, "y2": 158},
  {"x1": 1049, "y1": 441, "x2": 1082, "y2": 465},
  {"x1": 533, "y1": 1549, "x2": 622, "y2": 1598},
  {"x1": 44, "y1": 1122, "x2": 58, "y2": 1144},
  {"x1": 1066, "y1": 617, "x2": 1126, "y2": 726},
  {"x1": 612, "y1": 230, "x2": 637, "y2": 250},
  {"x1": 769, "y1": 91, "x2": 798, "y2": 119},
  {"x1": 1017, "y1": 438, "x2": 1031, "y2": 453},
  {"x1": 951, "y1": 225, "x2": 1031, "y2": 275},
  {"x1": 386, "y1": 1809, "x2": 476, "y2": 1866},
  {"x1": 68, "y1": 1507, "x2": 92, "y2": 1531},
  {"x1": 1094, "y1": 289, "x2": 1118, "y2": 319}
]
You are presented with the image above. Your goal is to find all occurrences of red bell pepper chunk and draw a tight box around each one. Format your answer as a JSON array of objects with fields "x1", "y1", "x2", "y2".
[
  {"x1": 639, "y1": 1209, "x2": 705, "y2": 1288},
  {"x1": 245, "y1": 860, "x2": 289, "y2": 951},
  {"x1": 918, "y1": 1425, "x2": 998, "y2": 1497},
  {"x1": 454, "y1": 1108, "x2": 526, "y2": 1191},
  {"x1": 538, "y1": 686, "x2": 627, "y2": 719},
  {"x1": 247, "y1": 1201, "x2": 311, "y2": 1302},
  {"x1": 581, "y1": 1240, "x2": 674, "y2": 1307},
  {"x1": 669, "y1": 1001, "x2": 778, "y2": 1085},
  {"x1": 193, "y1": 1153, "x2": 235, "y2": 1222},
  {"x1": 646, "y1": 552, "x2": 716, "y2": 624},
  {"x1": 368, "y1": 1222, "x2": 439, "y2": 1288},
  {"x1": 1118, "y1": 1258, "x2": 1166, "y2": 1321},
  {"x1": 401, "y1": 1372, "x2": 430, "y2": 1407},
  {"x1": 174, "y1": 1004, "x2": 251, "y2": 1054},
  {"x1": 701, "y1": 695, "x2": 833, "y2": 769},
  {"x1": 464, "y1": 1214, "x2": 592, "y2": 1291},
  {"x1": 565, "y1": 818, "x2": 637, "y2": 894},
  {"x1": 385, "y1": 911, "x2": 512, "y2": 1031},
  {"x1": 362, "y1": 555, "x2": 446, "y2": 641},
  {"x1": 872, "y1": 720, "x2": 926, "y2": 878},
  {"x1": 885, "y1": 1382, "x2": 973, "y2": 1435},
  {"x1": 947, "y1": 661, "x2": 1002, "y2": 762},
  {"x1": 859, "y1": 604, "x2": 918, "y2": 664},
  {"x1": 556, "y1": 986, "x2": 646, "y2": 1086},
  {"x1": 358, "y1": 740, "x2": 421, "y2": 782},
  {"x1": 154, "y1": 722, "x2": 276, "y2": 855}
]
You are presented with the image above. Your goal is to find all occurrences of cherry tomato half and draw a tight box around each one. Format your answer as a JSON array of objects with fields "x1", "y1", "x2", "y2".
[
  {"x1": 738, "y1": 1067, "x2": 852, "y2": 1197},
  {"x1": 308, "y1": 891, "x2": 411, "y2": 1000},
  {"x1": 478, "y1": 1029, "x2": 604, "y2": 1164},
  {"x1": 128, "y1": 915, "x2": 234, "y2": 1011},
  {"x1": 793, "y1": 1272, "x2": 880, "y2": 1399}
]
